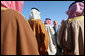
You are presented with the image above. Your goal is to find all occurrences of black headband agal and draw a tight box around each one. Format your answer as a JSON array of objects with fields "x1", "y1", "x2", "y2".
[
  {"x1": 69, "y1": 1, "x2": 84, "y2": 9},
  {"x1": 31, "y1": 8, "x2": 40, "y2": 12},
  {"x1": 45, "y1": 18, "x2": 51, "y2": 20}
]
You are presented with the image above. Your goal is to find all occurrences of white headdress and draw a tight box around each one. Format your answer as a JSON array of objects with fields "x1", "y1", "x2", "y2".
[{"x1": 29, "y1": 8, "x2": 41, "y2": 19}]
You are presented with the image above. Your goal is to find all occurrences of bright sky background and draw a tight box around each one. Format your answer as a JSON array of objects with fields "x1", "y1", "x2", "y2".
[{"x1": 22, "y1": 1, "x2": 75, "y2": 26}]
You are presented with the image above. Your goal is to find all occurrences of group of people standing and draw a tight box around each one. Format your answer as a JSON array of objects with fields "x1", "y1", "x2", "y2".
[{"x1": 1, "y1": 1, "x2": 84, "y2": 55}]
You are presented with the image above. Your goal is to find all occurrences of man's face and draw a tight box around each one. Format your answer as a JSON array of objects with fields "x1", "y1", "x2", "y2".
[
  {"x1": 45, "y1": 19, "x2": 52, "y2": 25},
  {"x1": 54, "y1": 21, "x2": 57, "y2": 26},
  {"x1": 66, "y1": 2, "x2": 84, "y2": 18}
]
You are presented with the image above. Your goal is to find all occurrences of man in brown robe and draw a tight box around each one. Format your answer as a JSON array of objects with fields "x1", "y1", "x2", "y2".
[
  {"x1": 59, "y1": 2, "x2": 84, "y2": 55},
  {"x1": 28, "y1": 8, "x2": 49, "y2": 55},
  {"x1": 1, "y1": 1, "x2": 39, "y2": 55}
]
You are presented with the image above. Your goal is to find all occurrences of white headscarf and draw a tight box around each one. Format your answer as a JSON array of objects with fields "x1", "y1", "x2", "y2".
[{"x1": 29, "y1": 8, "x2": 41, "y2": 19}]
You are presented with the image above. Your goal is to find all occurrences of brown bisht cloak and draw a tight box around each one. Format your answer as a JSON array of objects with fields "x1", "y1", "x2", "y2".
[
  {"x1": 59, "y1": 16, "x2": 84, "y2": 55},
  {"x1": 1, "y1": 7, "x2": 39, "y2": 55},
  {"x1": 28, "y1": 19, "x2": 49, "y2": 55}
]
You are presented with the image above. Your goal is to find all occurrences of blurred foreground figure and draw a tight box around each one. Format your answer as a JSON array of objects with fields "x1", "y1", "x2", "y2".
[
  {"x1": 44, "y1": 18, "x2": 57, "y2": 55},
  {"x1": 1, "y1": 1, "x2": 39, "y2": 55},
  {"x1": 59, "y1": 2, "x2": 84, "y2": 55},
  {"x1": 28, "y1": 8, "x2": 49, "y2": 55}
]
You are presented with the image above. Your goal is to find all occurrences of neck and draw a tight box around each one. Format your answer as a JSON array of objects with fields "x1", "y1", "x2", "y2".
[
  {"x1": 45, "y1": 24, "x2": 52, "y2": 25},
  {"x1": 54, "y1": 25, "x2": 58, "y2": 28}
]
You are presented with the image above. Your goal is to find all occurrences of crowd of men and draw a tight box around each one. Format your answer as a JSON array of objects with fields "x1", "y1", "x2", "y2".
[{"x1": 1, "y1": 1, "x2": 84, "y2": 55}]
